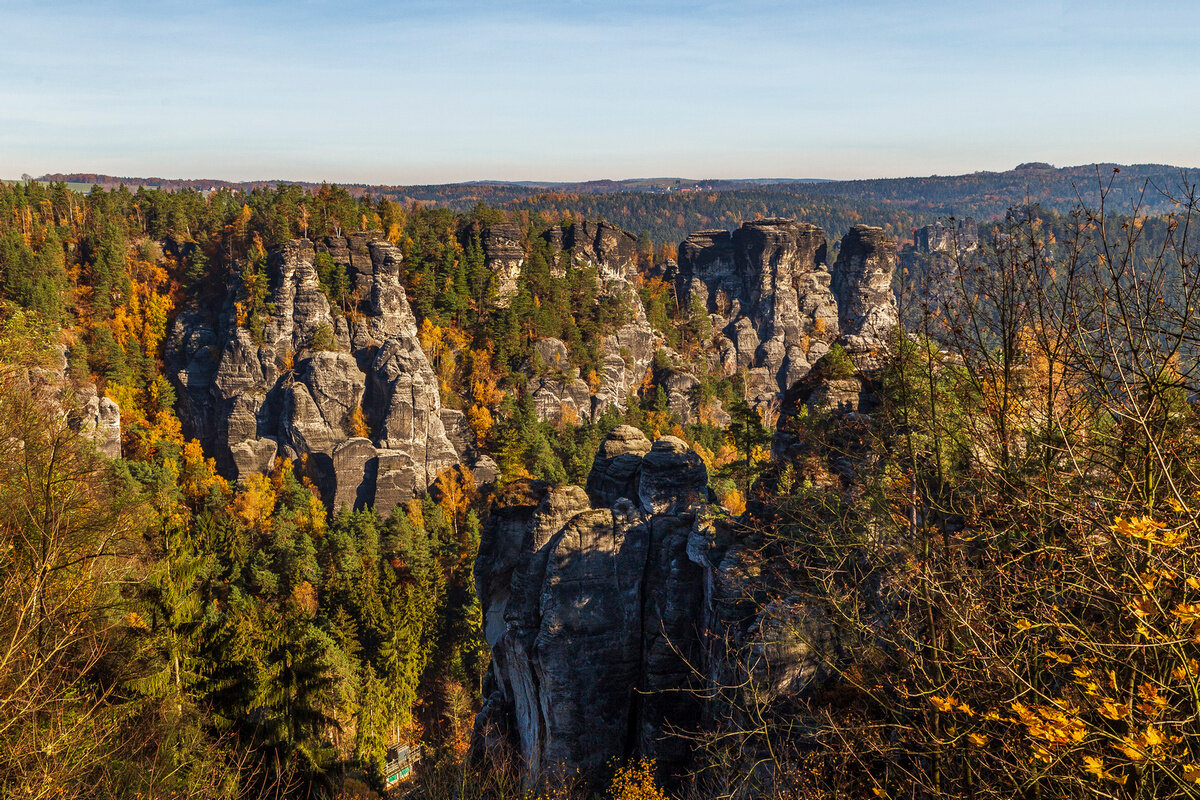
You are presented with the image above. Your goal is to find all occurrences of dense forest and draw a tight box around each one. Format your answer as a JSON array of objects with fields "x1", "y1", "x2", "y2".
[
  {"x1": 38, "y1": 161, "x2": 1195, "y2": 247},
  {"x1": 3, "y1": 173, "x2": 1200, "y2": 799}
]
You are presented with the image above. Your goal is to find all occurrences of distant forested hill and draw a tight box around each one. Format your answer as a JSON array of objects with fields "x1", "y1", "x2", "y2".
[{"x1": 37, "y1": 162, "x2": 1198, "y2": 248}]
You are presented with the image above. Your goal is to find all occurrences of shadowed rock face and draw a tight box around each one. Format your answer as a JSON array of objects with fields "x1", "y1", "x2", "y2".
[
  {"x1": 474, "y1": 426, "x2": 838, "y2": 789},
  {"x1": 165, "y1": 235, "x2": 460, "y2": 515},
  {"x1": 675, "y1": 219, "x2": 897, "y2": 407},
  {"x1": 474, "y1": 427, "x2": 709, "y2": 789},
  {"x1": 564, "y1": 219, "x2": 641, "y2": 283}
]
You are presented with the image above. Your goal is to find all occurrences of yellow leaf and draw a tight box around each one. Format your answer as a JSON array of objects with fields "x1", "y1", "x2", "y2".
[
  {"x1": 1128, "y1": 596, "x2": 1157, "y2": 618},
  {"x1": 1172, "y1": 602, "x2": 1200, "y2": 625},
  {"x1": 1098, "y1": 700, "x2": 1128, "y2": 721},
  {"x1": 930, "y1": 696, "x2": 957, "y2": 713},
  {"x1": 1143, "y1": 724, "x2": 1164, "y2": 749}
]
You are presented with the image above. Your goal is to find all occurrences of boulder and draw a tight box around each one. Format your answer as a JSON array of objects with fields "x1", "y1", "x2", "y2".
[
  {"x1": 638, "y1": 436, "x2": 708, "y2": 514},
  {"x1": 585, "y1": 424, "x2": 652, "y2": 507},
  {"x1": 229, "y1": 437, "x2": 278, "y2": 481}
]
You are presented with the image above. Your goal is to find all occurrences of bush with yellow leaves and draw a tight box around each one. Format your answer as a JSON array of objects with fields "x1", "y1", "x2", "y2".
[{"x1": 607, "y1": 759, "x2": 667, "y2": 800}]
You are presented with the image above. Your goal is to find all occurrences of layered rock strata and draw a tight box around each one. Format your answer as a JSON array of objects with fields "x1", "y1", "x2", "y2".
[
  {"x1": 831, "y1": 224, "x2": 900, "y2": 352},
  {"x1": 165, "y1": 234, "x2": 461, "y2": 515}
]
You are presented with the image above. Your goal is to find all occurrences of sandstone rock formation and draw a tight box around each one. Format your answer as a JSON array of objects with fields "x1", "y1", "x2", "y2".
[
  {"x1": 474, "y1": 425, "x2": 840, "y2": 789},
  {"x1": 563, "y1": 219, "x2": 641, "y2": 283},
  {"x1": 482, "y1": 222, "x2": 526, "y2": 308},
  {"x1": 165, "y1": 234, "x2": 460, "y2": 515},
  {"x1": 831, "y1": 225, "x2": 900, "y2": 351},
  {"x1": 528, "y1": 221, "x2": 660, "y2": 423},
  {"x1": 914, "y1": 216, "x2": 978, "y2": 254},
  {"x1": 676, "y1": 220, "x2": 839, "y2": 403},
  {"x1": 474, "y1": 426, "x2": 710, "y2": 788},
  {"x1": 675, "y1": 219, "x2": 897, "y2": 409},
  {"x1": 27, "y1": 351, "x2": 123, "y2": 459}
]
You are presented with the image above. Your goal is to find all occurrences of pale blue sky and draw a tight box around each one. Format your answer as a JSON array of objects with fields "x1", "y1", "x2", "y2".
[{"x1": 2, "y1": 0, "x2": 1198, "y2": 183}]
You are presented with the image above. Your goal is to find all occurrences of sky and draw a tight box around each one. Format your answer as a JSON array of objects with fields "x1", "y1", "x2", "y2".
[{"x1": 2, "y1": 0, "x2": 1199, "y2": 184}]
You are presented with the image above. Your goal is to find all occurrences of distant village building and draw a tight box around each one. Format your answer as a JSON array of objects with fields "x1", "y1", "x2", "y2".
[{"x1": 914, "y1": 217, "x2": 979, "y2": 254}]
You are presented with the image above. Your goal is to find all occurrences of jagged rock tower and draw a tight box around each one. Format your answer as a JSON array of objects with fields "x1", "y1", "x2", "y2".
[{"x1": 165, "y1": 234, "x2": 463, "y2": 515}]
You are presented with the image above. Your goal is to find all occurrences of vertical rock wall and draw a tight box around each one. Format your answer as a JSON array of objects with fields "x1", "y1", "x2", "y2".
[
  {"x1": 165, "y1": 234, "x2": 460, "y2": 515},
  {"x1": 474, "y1": 427, "x2": 709, "y2": 789},
  {"x1": 675, "y1": 219, "x2": 897, "y2": 408}
]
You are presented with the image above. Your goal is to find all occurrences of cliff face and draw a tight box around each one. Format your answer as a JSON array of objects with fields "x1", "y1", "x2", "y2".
[
  {"x1": 675, "y1": 220, "x2": 896, "y2": 408},
  {"x1": 563, "y1": 219, "x2": 641, "y2": 283},
  {"x1": 473, "y1": 425, "x2": 835, "y2": 789},
  {"x1": 474, "y1": 426, "x2": 709, "y2": 787},
  {"x1": 832, "y1": 224, "x2": 900, "y2": 352},
  {"x1": 165, "y1": 234, "x2": 460, "y2": 515},
  {"x1": 482, "y1": 222, "x2": 526, "y2": 308}
]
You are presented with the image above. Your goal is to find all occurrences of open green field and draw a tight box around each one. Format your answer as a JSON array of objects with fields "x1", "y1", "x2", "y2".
[{"x1": 3, "y1": 179, "x2": 98, "y2": 192}]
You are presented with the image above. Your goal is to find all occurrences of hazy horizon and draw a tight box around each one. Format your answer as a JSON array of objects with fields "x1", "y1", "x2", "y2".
[
  {"x1": 5, "y1": 1, "x2": 1199, "y2": 184},
  {"x1": 19, "y1": 161, "x2": 1200, "y2": 189}
]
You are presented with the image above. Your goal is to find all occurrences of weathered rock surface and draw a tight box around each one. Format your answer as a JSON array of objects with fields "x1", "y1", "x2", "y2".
[
  {"x1": 482, "y1": 222, "x2": 526, "y2": 307},
  {"x1": 675, "y1": 219, "x2": 897, "y2": 409},
  {"x1": 74, "y1": 387, "x2": 123, "y2": 459},
  {"x1": 474, "y1": 428, "x2": 710, "y2": 788},
  {"x1": 676, "y1": 220, "x2": 838, "y2": 403},
  {"x1": 805, "y1": 377, "x2": 867, "y2": 416},
  {"x1": 474, "y1": 426, "x2": 840, "y2": 789},
  {"x1": 585, "y1": 424, "x2": 652, "y2": 507},
  {"x1": 166, "y1": 235, "x2": 460, "y2": 515},
  {"x1": 530, "y1": 375, "x2": 592, "y2": 424},
  {"x1": 914, "y1": 216, "x2": 978, "y2": 254},
  {"x1": 832, "y1": 225, "x2": 899, "y2": 351},
  {"x1": 563, "y1": 219, "x2": 641, "y2": 283},
  {"x1": 531, "y1": 221, "x2": 661, "y2": 423},
  {"x1": 591, "y1": 322, "x2": 658, "y2": 420}
]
